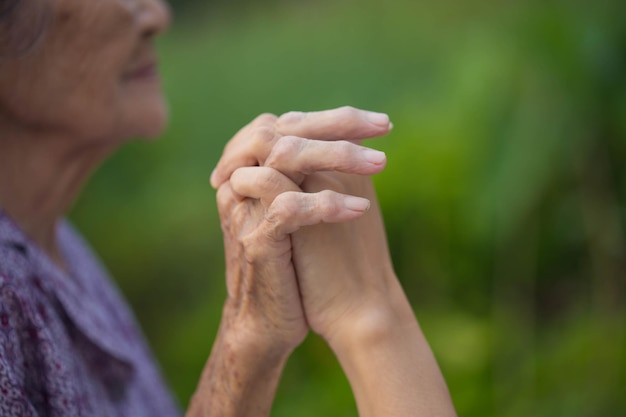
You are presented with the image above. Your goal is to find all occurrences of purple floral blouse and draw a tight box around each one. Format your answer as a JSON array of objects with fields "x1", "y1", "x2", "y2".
[{"x1": 0, "y1": 209, "x2": 181, "y2": 417}]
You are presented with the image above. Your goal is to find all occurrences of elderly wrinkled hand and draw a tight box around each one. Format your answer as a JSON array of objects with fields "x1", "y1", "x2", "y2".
[{"x1": 211, "y1": 106, "x2": 396, "y2": 346}]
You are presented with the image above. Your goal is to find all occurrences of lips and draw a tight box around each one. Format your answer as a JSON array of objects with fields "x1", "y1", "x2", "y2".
[{"x1": 124, "y1": 61, "x2": 159, "y2": 81}]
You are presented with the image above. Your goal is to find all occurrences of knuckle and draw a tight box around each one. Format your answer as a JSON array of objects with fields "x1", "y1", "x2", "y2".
[
  {"x1": 250, "y1": 126, "x2": 276, "y2": 146},
  {"x1": 240, "y1": 231, "x2": 264, "y2": 263},
  {"x1": 265, "y1": 194, "x2": 290, "y2": 223},
  {"x1": 257, "y1": 215, "x2": 285, "y2": 246},
  {"x1": 218, "y1": 200, "x2": 241, "y2": 229},
  {"x1": 266, "y1": 136, "x2": 303, "y2": 166},
  {"x1": 230, "y1": 165, "x2": 247, "y2": 179},
  {"x1": 338, "y1": 105, "x2": 359, "y2": 119},
  {"x1": 266, "y1": 192, "x2": 301, "y2": 224},
  {"x1": 334, "y1": 141, "x2": 360, "y2": 170},
  {"x1": 216, "y1": 184, "x2": 235, "y2": 210},
  {"x1": 275, "y1": 111, "x2": 305, "y2": 130},
  {"x1": 317, "y1": 190, "x2": 341, "y2": 217},
  {"x1": 249, "y1": 126, "x2": 277, "y2": 162},
  {"x1": 252, "y1": 113, "x2": 278, "y2": 127},
  {"x1": 261, "y1": 224, "x2": 283, "y2": 244},
  {"x1": 251, "y1": 126, "x2": 274, "y2": 143},
  {"x1": 278, "y1": 110, "x2": 305, "y2": 123},
  {"x1": 336, "y1": 140, "x2": 355, "y2": 155},
  {"x1": 237, "y1": 232, "x2": 258, "y2": 260},
  {"x1": 229, "y1": 201, "x2": 249, "y2": 227}
]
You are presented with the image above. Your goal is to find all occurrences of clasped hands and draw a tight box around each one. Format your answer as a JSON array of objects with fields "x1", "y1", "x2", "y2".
[
  {"x1": 210, "y1": 106, "x2": 407, "y2": 356},
  {"x1": 193, "y1": 106, "x2": 456, "y2": 417}
]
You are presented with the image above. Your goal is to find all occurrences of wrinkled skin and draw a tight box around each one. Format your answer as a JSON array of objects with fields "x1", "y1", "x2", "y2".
[
  {"x1": 1, "y1": 0, "x2": 454, "y2": 412},
  {"x1": 211, "y1": 106, "x2": 397, "y2": 349},
  {"x1": 202, "y1": 107, "x2": 456, "y2": 417},
  {"x1": 0, "y1": 0, "x2": 171, "y2": 264},
  {"x1": 0, "y1": 0, "x2": 171, "y2": 142}
]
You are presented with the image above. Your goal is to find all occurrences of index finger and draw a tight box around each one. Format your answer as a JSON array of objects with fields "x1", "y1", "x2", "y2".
[{"x1": 210, "y1": 114, "x2": 278, "y2": 188}]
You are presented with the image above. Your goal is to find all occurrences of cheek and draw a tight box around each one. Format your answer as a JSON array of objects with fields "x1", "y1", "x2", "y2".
[
  {"x1": 43, "y1": 2, "x2": 138, "y2": 135},
  {"x1": 0, "y1": 56, "x2": 124, "y2": 138}
]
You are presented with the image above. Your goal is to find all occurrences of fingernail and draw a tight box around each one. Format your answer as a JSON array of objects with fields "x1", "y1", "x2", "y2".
[
  {"x1": 344, "y1": 196, "x2": 370, "y2": 212},
  {"x1": 363, "y1": 148, "x2": 386, "y2": 165},
  {"x1": 366, "y1": 111, "x2": 390, "y2": 127}
]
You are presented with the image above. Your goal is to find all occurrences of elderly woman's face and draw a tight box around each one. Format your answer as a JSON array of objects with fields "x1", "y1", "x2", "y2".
[{"x1": 0, "y1": 0, "x2": 171, "y2": 141}]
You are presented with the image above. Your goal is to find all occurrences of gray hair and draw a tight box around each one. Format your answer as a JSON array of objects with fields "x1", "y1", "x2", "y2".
[{"x1": 0, "y1": 0, "x2": 50, "y2": 58}]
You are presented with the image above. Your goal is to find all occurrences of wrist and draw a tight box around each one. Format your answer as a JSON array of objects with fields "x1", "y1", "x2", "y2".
[
  {"x1": 327, "y1": 297, "x2": 418, "y2": 360},
  {"x1": 324, "y1": 278, "x2": 417, "y2": 354},
  {"x1": 323, "y1": 284, "x2": 456, "y2": 417},
  {"x1": 186, "y1": 306, "x2": 294, "y2": 417},
  {"x1": 220, "y1": 300, "x2": 298, "y2": 364}
]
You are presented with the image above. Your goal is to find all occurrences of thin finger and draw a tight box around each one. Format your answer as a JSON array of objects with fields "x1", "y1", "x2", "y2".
[
  {"x1": 264, "y1": 136, "x2": 386, "y2": 184},
  {"x1": 211, "y1": 123, "x2": 279, "y2": 189},
  {"x1": 275, "y1": 106, "x2": 392, "y2": 142},
  {"x1": 216, "y1": 180, "x2": 244, "y2": 222},
  {"x1": 259, "y1": 190, "x2": 371, "y2": 242},
  {"x1": 230, "y1": 166, "x2": 300, "y2": 208}
]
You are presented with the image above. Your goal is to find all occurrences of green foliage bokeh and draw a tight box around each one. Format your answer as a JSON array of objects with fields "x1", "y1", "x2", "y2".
[{"x1": 71, "y1": 0, "x2": 626, "y2": 415}]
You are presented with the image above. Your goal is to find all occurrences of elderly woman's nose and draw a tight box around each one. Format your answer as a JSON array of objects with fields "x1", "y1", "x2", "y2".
[{"x1": 135, "y1": 0, "x2": 171, "y2": 37}]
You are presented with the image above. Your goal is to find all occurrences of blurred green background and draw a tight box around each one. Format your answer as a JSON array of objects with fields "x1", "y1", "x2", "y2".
[{"x1": 70, "y1": 0, "x2": 626, "y2": 415}]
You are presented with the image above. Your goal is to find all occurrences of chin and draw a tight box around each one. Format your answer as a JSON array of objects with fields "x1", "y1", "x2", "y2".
[{"x1": 120, "y1": 95, "x2": 170, "y2": 140}]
